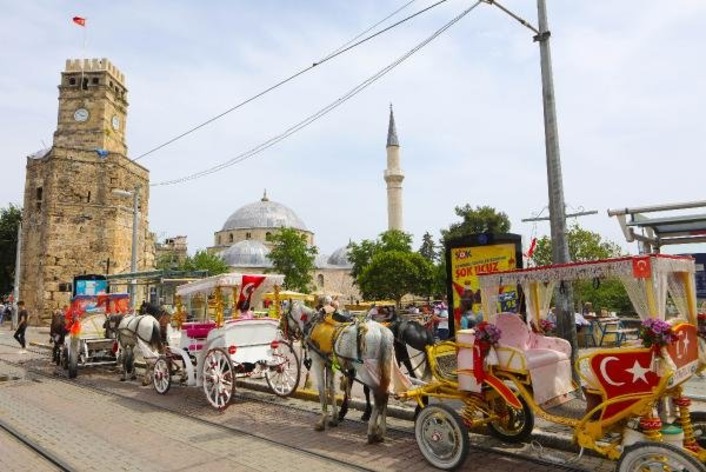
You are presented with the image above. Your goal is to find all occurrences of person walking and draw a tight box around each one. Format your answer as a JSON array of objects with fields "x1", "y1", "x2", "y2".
[{"x1": 14, "y1": 301, "x2": 28, "y2": 353}]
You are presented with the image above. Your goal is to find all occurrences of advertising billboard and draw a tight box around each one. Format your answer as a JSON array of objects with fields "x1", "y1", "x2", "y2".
[
  {"x1": 73, "y1": 274, "x2": 108, "y2": 297},
  {"x1": 445, "y1": 233, "x2": 522, "y2": 334}
]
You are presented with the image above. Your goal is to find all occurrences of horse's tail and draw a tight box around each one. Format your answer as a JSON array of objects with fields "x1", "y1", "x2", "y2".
[
  {"x1": 150, "y1": 319, "x2": 165, "y2": 353},
  {"x1": 378, "y1": 329, "x2": 393, "y2": 396}
]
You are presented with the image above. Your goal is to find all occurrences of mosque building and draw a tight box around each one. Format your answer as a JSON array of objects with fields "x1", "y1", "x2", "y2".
[
  {"x1": 205, "y1": 106, "x2": 404, "y2": 306},
  {"x1": 207, "y1": 191, "x2": 360, "y2": 304}
]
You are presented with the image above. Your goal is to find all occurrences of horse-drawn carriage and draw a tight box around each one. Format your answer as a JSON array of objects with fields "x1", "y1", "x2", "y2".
[
  {"x1": 151, "y1": 272, "x2": 301, "y2": 409},
  {"x1": 60, "y1": 293, "x2": 130, "y2": 379},
  {"x1": 402, "y1": 254, "x2": 706, "y2": 471}
]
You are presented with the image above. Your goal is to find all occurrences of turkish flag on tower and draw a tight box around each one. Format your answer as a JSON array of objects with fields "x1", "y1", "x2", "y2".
[
  {"x1": 632, "y1": 256, "x2": 652, "y2": 278},
  {"x1": 72, "y1": 16, "x2": 86, "y2": 27}
]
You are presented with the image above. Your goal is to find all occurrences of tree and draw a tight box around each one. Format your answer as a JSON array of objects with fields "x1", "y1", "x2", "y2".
[
  {"x1": 358, "y1": 251, "x2": 434, "y2": 306},
  {"x1": 180, "y1": 250, "x2": 230, "y2": 275},
  {"x1": 441, "y1": 204, "x2": 511, "y2": 243},
  {"x1": 530, "y1": 223, "x2": 631, "y2": 313},
  {"x1": 418, "y1": 231, "x2": 438, "y2": 263},
  {"x1": 266, "y1": 227, "x2": 318, "y2": 293},
  {"x1": 0, "y1": 204, "x2": 22, "y2": 295}
]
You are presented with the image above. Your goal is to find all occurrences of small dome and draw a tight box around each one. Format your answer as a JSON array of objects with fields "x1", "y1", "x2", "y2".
[
  {"x1": 315, "y1": 253, "x2": 330, "y2": 269},
  {"x1": 220, "y1": 240, "x2": 272, "y2": 268},
  {"x1": 327, "y1": 246, "x2": 352, "y2": 268},
  {"x1": 222, "y1": 195, "x2": 307, "y2": 231}
]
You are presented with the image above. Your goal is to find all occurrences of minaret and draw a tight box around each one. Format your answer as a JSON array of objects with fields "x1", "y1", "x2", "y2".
[{"x1": 384, "y1": 105, "x2": 404, "y2": 231}]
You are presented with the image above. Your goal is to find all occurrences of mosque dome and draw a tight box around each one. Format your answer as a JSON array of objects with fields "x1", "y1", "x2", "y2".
[
  {"x1": 220, "y1": 240, "x2": 272, "y2": 267},
  {"x1": 327, "y1": 246, "x2": 352, "y2": 268},
  {"x1": 221, "y1": 194, "x2": 307, "y2": 232}
]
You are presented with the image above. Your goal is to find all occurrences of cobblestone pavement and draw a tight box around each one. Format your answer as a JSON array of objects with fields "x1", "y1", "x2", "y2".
[{"x1": 6, "y1": 325, "x2": 706, "y2": 471}]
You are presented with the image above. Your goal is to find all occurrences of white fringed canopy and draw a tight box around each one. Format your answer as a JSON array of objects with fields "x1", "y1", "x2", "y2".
[
  {"x1": 176, "y1": 272, "x2": 285, "y2": 297},
  {"x1": 478, "y1": 255, "x2": 697, "y2": 326}
]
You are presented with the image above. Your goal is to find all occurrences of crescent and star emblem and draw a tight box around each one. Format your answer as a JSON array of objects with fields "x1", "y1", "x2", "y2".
[{"x1": 599, "y1": 356, "x2": 625, "y2": 386}]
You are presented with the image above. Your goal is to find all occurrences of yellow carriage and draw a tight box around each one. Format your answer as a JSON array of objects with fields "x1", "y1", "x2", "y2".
[{"x1": 401, "y1": 255, "x2": 706, "y2": 471}]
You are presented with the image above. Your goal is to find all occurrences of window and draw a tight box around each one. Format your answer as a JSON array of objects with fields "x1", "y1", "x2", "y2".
[
  {"x1": 69, "y1": 78, "x2": 76, "y2": 86},
  {"x1": 229, "y1": 233, "x2": 234, "y2": 243},
  {"x1": 246, "y1": 232, "x2": 252, "y2": 240},
  {"x1": 87, "y1": 191, "x2": 91, "y2": 203},
  {"x1": 317, "y1": 274, "x2": 324, "y2": 287},
  {"x1": 265, "y1": 232, "x2": 272, "y2": 241},
  {"x1": 92, "y1": 77, "x2": 99, "y2": 85}
]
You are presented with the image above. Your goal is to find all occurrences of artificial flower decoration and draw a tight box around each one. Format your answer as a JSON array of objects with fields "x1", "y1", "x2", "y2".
[{"x1": 638, "y1": 318, "x2": 676, "y2": 350}]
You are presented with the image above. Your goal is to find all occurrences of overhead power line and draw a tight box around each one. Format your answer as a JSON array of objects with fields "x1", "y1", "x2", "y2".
[
  {"x1": 152, "y1": 1, "x2": 484, "y2": 187},
  {"x1": 134, "y1": 0, "x2": 447, "y2": 162}
]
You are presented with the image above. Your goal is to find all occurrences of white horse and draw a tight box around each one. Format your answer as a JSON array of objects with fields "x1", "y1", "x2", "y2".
[
  {"x1": 283, "y1": 301, "x2": 395, "y2": 443},
  {"x1": 115, "y1": 314, "x2": 165, "y2": 381}
]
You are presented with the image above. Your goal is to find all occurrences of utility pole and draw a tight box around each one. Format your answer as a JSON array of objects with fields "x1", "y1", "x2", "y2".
[
  {"x1": 536, "y1": 0, "x2": 577, "y2": 368},
  {"x1": 130, "y1": 186, "x2": 140, "y2": 307}
]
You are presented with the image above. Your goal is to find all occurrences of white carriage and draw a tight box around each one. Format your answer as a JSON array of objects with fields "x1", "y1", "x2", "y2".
[
  {"x1": 62, "y1": 293, "x2": 130, "y2": 379},
  {"x1": 151, "y1": 272, "x2": 301, "y2": 409}
]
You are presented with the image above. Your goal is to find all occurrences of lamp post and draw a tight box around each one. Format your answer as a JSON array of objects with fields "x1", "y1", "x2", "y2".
[{"x1": 112, "y1": 186, "x2": 140, "y2": 307}]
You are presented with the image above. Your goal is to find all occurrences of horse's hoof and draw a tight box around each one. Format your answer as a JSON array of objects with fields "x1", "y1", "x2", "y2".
[
  {"x1": 314, "y1": 424, "x2": 325, "y2": 432},
  {"x1": 361, "y1": 412, "x2": 371, "y2": 422},
  {"x1": 328, "y1": 420, "x2": 338, "y2": 428},
  {"x1": 367, "y1": 434, "x2": 384, "y2": 444},
  {"x1": 120, "y1": 378, "x2": 126, "y2": 382}
]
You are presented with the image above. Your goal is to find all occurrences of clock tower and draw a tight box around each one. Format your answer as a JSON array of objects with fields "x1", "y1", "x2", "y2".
[
  {"x1": 54, "y1": 58, "x2": 128, "y2": 155},
  {"x1": 19, "y1": 58, "x2": 153, "y2": 324}
]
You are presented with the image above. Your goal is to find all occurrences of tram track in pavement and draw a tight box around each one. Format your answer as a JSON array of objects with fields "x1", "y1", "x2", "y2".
[
  {"x1": 0, "y1": 416, "x2": 73, "y2": 471},
  {"x1": 1, "y1": 342, "x2": 594, "y2": 471}
]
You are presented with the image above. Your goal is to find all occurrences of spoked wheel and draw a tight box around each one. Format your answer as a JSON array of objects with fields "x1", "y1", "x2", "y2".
[
  {"x1": 202, "y1": 348, "x2": 235, "y2": 410},
  {"x1": 414, "y1": 403, "x2": 470, "y2": 470},
  {"x1": 484, "y1": 390, "x2": 534, "y2": 442},
  {"x1": 265, "y1": 340, "x2": 300, "y2": 397},
  {"x1": 153, "y1": 356, "x2": 172, "y2": 394},
  {"x1": 617, "y1": 441, "x2": 704, "y2": 472},
  {"x1": 68, "y1": 338, "x2": 79, "y2": 379}
]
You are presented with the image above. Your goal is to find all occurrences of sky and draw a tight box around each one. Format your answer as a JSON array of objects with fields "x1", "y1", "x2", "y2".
[{"x1": 2, "y1": 0, "x2": 705, "y2": 260}]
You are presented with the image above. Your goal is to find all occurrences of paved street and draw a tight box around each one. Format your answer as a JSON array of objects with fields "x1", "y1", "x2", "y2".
[
  {"x1": 3, "y1": 324, "x2": 706, "y2": 471},
  {"x1": 0, "y1": 325, "x2": 611, "y2": 472}
]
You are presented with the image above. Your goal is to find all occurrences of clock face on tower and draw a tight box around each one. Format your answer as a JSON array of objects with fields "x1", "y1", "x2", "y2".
[
  {"x1": 112, "y1": 115, "x2": 120, "y2": 130},
  {"x1": 73, "y1": 108, "x2": 89, "y2": 122}
]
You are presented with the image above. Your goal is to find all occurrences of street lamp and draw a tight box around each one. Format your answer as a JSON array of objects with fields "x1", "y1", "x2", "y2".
[{"x1": 112, "y1": 186, "x2": 140, "y2": 307}]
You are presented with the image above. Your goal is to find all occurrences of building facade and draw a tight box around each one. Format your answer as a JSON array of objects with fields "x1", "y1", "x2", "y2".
[{"x1": 20, "y1": 58, "x2": 152, "y2": 323}]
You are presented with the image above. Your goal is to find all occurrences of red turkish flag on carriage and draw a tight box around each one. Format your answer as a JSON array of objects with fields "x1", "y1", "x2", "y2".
[
  {"x1": 632, "y1": 256, "x2": 652, "y2": 278},
  {"x1": 238, "y1": 275, "x2": 266, "y2": 310}
]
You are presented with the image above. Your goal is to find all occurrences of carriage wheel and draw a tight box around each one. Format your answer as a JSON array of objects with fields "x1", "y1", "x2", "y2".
[
  {"x1": 617, "y1": 441, "x2": 704, "y2": 472},
  {"x1": 415, "y1": 403, "x2": 469, "y2": 471},
  {"x1": 68, "y1": 338, "x2": 79, "y2": 379},
  {"x1": 202, "y1": 348, "x2": 235, "y2": 410},
  {"x1": 265, "y1": 341, "x2": 301, "y2": 397},
  {"x1": 153, "y1": 356, "x2": 172, "y2": 395},
  {"x1": 484, "y1": 390, "x2": 534, "y2": 442}
]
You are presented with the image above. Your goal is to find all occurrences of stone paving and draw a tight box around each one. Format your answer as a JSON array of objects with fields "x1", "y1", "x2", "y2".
[{"x1": 5, "y1": 324, "x2": 706, "y2": 471}]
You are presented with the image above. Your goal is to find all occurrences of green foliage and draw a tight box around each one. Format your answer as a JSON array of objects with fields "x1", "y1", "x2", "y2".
[
  {"x1": 418, "y1": 231, "x2": 438, "y2": 263},
  {"x1": 530, "y1": 223, "x2": 631, "y2": 312},
  {"x1": 0, "y1": 204, "x2": 22, "y2": 295},
  {"x1": 349, "y1": 229, "x2": 437, "y2": 301},
  {"x1": 266, "y1": 227, "x2": 318, "y2": 293},
  {"x1": 358, "y1": 251, "x2": 434, "y2": 305},
  {"x1": 441, "y1": 204, "x2": 511, "y2": 243},
  {"x1": 531, "y1": 223, "x2": 623, "y2": 266},
  {"x1": 180, "y1": 250, "x2": 230, "y2": 275}
]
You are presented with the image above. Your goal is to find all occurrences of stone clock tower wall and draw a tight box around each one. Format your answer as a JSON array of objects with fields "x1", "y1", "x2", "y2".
[{"x1": 20, "y1": 58, "x2": 153, "y2": 325}]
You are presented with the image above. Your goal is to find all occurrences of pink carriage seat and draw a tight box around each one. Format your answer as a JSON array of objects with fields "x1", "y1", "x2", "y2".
[
  {"x1": 494, "y1": 312, "x2": 570, "y2": 371},
  {"x1": 183, "y1": 321, "x2": 216, "y2": 340},
  {"x1": 494, "y1": 312, "x2": 573, "y2": 404}
]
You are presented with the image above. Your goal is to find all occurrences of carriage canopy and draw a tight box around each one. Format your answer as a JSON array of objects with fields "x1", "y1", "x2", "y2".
[{"x1": 477, "y1": 254, "x2": 697, "y2": 326}]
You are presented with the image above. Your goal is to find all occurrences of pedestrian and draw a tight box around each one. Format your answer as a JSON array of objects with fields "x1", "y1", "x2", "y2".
[
  {"x1": 433, "y1": 306, "x2": 450, "y2": 341},
  {"x1": 14, "y1": 300, "x2": 28, "y2": 353},
  {"x1": 0, "y1": 300, "x2": 5, "y2": 326}
]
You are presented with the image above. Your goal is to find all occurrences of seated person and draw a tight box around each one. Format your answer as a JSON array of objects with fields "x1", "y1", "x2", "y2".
[
  {"x1": 367, "y1": 306, "x2": 394, "y2": 323},
  {"x1": 460, "y1": 309, "x2": 482, "y2": 330},
  {"x1": 237, "y1": 301, "x2": 255, "y2": 319}
]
